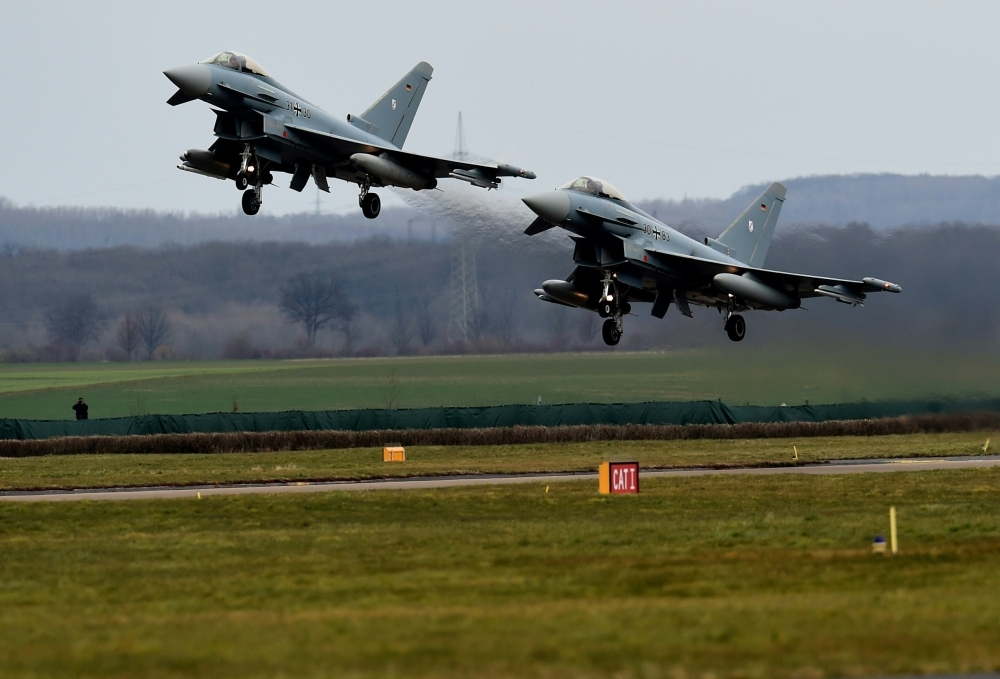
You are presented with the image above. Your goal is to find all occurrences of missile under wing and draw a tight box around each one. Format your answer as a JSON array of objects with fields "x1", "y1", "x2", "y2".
[
  {"x1": 522, "y1": 177, "x2": 901, "y2": 346},
  {"x1": 164, "y1": 52, "x2": 535, "y2": 217}
]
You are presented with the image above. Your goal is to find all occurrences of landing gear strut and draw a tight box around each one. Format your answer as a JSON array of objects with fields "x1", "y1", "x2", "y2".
[
  {"x1": 359, "y1": 178, "x2": 381, "y2": 219},
  {"x1": 238, "y1": 144, "x2": 262, "y2": 216},
  {"x1": 598, "y1": 271, "x2": 625, "y2": 346},
  {"x1": 598, "y1": 273, "x2": 619, "y2": 318}
]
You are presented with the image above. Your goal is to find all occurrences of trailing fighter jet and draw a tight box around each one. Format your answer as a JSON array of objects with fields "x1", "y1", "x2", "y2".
[
  {"x1": 522, "y1": 177, "x2": 901, "y2": 346},
  {"x1": 163, "y1": 52, "x2": 535, "y2": 216}
]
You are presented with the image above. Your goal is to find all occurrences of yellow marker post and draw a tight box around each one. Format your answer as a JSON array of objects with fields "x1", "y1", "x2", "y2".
[
  {"x1": 889, "y1": 506, "x2": 898, "y2": 555},
  {"x1": 197, "y1": 491, "x2": 201, "y2": 500},
  {"x1": 983, "y1": 439, "x2": 990, "y2": 454},
  {"x1": 793, "y1": 446, "x2": 799, "y2": 461},
  {"x1": 545, "y1": 486, "x2": 549, "y2": 493}
]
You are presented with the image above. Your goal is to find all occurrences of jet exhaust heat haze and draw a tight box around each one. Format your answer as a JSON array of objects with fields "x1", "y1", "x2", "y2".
[
  {"x1": 522, "y1": 177, "x2": 902, "y2": 346},
  {"x1": 399, "y1": 181, "x2": 562, "y2": 248}
]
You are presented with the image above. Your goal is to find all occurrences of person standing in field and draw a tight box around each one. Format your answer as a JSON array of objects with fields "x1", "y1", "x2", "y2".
[{"x1": 72, "y1": 398, "x2": 89, "y2": 420}]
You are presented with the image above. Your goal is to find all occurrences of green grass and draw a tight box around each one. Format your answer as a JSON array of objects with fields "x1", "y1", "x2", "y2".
[
  {"x1": 1, "y1": 347, "x2": 999, "y2": 420},
  {"x1": 2, "y1": 469, "x2": 1000, "y2": 677},
  {"x1": 1, "y1": 431, "x2": 995, "y2": 491}
]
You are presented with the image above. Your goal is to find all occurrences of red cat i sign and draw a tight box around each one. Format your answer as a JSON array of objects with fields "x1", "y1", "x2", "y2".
[{"x1": 598, "y1": 461, "x2": 639, "y2": 494}]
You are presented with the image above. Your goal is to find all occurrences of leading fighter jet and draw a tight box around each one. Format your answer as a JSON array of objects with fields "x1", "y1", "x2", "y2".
[
  {"x1": 522, "y1": 177, "x2": 901, "y2": 346},
  {"x1": 164, "y1": 52, "x2": 535, "y2": 216}
]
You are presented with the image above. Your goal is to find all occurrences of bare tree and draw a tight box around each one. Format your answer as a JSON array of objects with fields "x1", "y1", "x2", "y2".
[
  {"x1": 577, "y1": 313, "x2": 598, "y2": 345},
  {"x1": 548, "y1": 308, "x2": 570, "y2": 349},
  {"x1": 138, "y1": 307, "x2": 171, "y2": 360},
  {"x1": 221, "y1": 331, "x2": 258, "y2": 359},
  {"x1": 279, "y1": 272, "x2": 346, "y2": 347},
  {"x1": 382, "y1": 367, "x2": 401, "y2": 408},
  {"x1": 415, "y1": 286, "x2": 438, "y2": 347},
  {"x1": 115, "y1": 310, "x2": 141, "y2": 360},
  {"x1": 45, "y1": 294, "x2": 102, "y2": 361},
  {"x1": 387, "y1": 297, "x2": 414, "y2": 354},
  {"x1": 338, "y1": 299, "x2": 361, "y2": 355},
  {"x1": 492, "y1": 288, "x2": 519, "y2": 347}
]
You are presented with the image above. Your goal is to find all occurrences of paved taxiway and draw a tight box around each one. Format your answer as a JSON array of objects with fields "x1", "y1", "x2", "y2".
[{"x1": 1, "y1": 455, "x2": 998, "y2": 503}]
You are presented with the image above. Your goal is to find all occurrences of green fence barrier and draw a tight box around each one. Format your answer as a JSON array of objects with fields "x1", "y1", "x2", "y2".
[{"x1": 1, "y1": 399, "x2": 998, "y2": 441}]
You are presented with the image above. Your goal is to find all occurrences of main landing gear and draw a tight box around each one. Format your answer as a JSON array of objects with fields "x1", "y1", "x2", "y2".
[
  {"x1": 359, "y1": 179, "x2": 381, "y2": 219},
  {"x1": 724, "y1": 312, "x2": 746, "y2": 342}
]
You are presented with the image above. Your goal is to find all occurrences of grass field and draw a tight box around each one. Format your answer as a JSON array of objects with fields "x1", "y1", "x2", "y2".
[
  {"x1": 1, "y1": 348, "x2": 999, "y2": 420},
  {"x1": 1, "y1": 431, "x2": 995, "y2": 491},
  {"x1": 2, "y1": 468, "x2": 1000, "y2": 678}
]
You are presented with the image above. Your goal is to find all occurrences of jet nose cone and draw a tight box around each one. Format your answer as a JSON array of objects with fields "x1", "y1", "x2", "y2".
[
  {"x1": 522, "y1": 191, "x2": 571, "y2": 224},
  {"x1": 163, "y1": 64, "x2": 212, "y2": 97}
]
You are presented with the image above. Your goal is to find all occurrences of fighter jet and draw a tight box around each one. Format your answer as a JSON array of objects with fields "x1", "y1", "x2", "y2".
[
  {"x1": 522, "y1": 177, "x2": 901, "y2": 346},
  {"x1": 163, "y1": 52, "x2": 535, "y2": 216}
]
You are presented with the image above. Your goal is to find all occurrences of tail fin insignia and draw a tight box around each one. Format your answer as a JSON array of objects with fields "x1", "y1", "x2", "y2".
[
  {"x1": 358, "y1": 62, "x2": 433, "y2": 148},
  {"x1": 716, "y1": 182, "x2": 786, "y2": 268}
]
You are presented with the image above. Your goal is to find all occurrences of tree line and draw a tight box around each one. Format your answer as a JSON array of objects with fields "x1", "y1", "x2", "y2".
[{"x1": 0, "y1": 222, "x2": 998, "y2": 361}]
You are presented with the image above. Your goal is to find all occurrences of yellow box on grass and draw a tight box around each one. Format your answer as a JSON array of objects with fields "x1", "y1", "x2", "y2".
[{"x1": 383, "y1": 446, "x2": 406, "y2": 462}]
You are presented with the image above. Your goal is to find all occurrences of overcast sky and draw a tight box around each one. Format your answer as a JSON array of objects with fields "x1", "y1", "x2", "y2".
[{"x1": 3, "y1": 0, "x2": 1000, "y2": 216}]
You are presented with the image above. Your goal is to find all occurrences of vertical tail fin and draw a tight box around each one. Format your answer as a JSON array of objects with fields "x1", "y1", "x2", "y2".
[
  {"x1": 716, "y1": 183, "x2": 786, "y2": 268},
  {"x1": 356, "y1": 62, "x2": 433, "y2": 148}
]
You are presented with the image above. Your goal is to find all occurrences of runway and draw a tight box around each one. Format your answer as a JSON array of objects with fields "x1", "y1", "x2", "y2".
[{"x1": 2, "y1": 455, "x2": 998, "y2": 503}]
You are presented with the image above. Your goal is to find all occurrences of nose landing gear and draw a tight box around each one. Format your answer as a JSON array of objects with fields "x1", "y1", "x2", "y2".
[
  {"x1": 598, "y1": 271, "x2": 625, "y2": 346},
  {"x1": 238, "y1": 144, "x2": 262, "y2": 216},
  {"x1": 602, "y1": 316, "x2": 622, "y2": 346},
  {"x1": 241, "y1": 187, "x2": 261, "y2": 216}
]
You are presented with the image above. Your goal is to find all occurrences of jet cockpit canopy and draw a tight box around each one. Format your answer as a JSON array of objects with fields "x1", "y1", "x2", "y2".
[
  {"x1": 200, "y1": 51, "x2": 270, "y2": 77},
  {"x1": 559, "y1": 176, "x2": 626, "y2": 201}
]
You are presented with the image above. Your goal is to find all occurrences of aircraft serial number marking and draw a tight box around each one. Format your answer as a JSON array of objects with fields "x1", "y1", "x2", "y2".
[
  {"x1": 286, "y1": 101, "x2": 312, "y2": 118},
  {"x1": 643, "y1": 224, "x2": 669, "y2": 241}
]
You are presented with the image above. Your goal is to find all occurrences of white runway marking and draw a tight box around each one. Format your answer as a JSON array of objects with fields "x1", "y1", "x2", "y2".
[{"x1": 2, "y1": 456, "x2": 998, "y2": 503}]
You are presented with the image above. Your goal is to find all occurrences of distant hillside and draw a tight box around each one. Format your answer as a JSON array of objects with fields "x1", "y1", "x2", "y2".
[
  {"x1": 4, "y1": 173, "x2": 1000, "y2": 249},
  {"x1": 642, "y1": 173, "x2": 1000, "y2": 235},
  {"x1": 0, "y1": 199, "x2": 436, "y2": 251}
]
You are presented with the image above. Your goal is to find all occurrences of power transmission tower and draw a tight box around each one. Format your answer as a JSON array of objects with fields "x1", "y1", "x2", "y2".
[
  {"x1": 446, "y1": 110, "x2": 478, "y2": 342},
  {"x1": 447, "y1": 238, "x2": 479, "y2": 342}
]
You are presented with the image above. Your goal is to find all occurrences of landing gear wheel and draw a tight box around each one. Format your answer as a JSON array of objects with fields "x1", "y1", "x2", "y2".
[
  {"x1": 602, "y1": 318, "x2": 622, "y2": 346},
  {"x1": 599, "y1": 302, "x2": 613, "y2": 318},
  {"x1": 361, "y1": 192, "x2": 381, "y2": 219},
  {"x1": 241, "y1": 189, "x2": 260, "y2": 216},
  {"x1": 725, "y1": 314, "x2": 746, "y2": 342},
  {"x1": 235, "y1": 173, "x2": 249, "y2": 191}
]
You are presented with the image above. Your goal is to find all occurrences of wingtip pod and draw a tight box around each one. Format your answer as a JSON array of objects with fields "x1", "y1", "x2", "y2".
[
  {"x1": 497, "y1": 163, "x2": 536, "y2": 180},
  {"x1": 863, "y1": 277, "x2": 902, "y2": 293}
]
